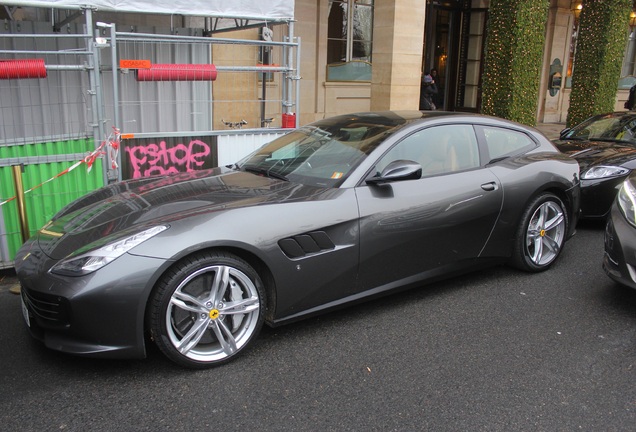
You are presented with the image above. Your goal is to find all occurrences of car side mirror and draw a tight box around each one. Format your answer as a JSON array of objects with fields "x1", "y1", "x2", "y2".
[
  {"x1": 559, "y1": 128, "x2": 570, "y2": 139},
  {"x1": 366, "y1": 159, "x2": 422, "y2": 184}
]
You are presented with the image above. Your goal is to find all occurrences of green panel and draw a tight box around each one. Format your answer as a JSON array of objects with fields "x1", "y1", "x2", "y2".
[{"x1": 1, "y1": 138, "x2": 105, "y2": 263}]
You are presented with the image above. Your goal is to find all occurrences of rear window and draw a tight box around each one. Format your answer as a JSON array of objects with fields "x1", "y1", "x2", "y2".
[{"x1": 479, "y1": 126, "x2": 537, "y2": 160}]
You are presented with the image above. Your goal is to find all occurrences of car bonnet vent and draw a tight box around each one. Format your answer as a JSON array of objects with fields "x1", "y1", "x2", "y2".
[{"x1": 278, "y1": 231, "x2": 335, "y2": 258}]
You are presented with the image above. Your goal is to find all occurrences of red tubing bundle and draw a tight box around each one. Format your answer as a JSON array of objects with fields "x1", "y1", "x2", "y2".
[
  {"x1": 136, "y1": 64, "x2": 217, "y2": 82},
  {"x1": 282, "y1": 113, "x2": 297, "y2": 129},
  {"x1": 0, "y1": 59, "x2": 47, "y2": 79}
]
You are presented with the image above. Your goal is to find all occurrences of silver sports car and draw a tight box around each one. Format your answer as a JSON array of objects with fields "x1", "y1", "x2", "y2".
[{"x1": 16, "y1": 111, "x2": 580, "y2": 368}]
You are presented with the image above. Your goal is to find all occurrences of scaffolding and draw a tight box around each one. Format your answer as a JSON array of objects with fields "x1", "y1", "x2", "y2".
[{"x1": 0, "y1": 2, "x2": 299, "y2": 267}]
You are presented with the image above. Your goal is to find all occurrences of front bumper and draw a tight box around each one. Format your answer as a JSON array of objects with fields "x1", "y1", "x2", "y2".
[
  {"x1": 580, "y1": 175, "x2": 628, "y2": 219},
  {"x1": 603, "y1": 202, "x2": 636, "y2": 290},
  {"x1": 16, "y1": 244, "x2": 169, "y2": 359}
]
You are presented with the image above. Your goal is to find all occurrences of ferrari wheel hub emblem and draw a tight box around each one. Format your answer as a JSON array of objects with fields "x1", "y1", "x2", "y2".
[
  {"x1": 209, "y1": 309, "x2": 220, "y2": 320},
  {"x1": 540, "y1": 229, "x2": 546, "y2": 237}
]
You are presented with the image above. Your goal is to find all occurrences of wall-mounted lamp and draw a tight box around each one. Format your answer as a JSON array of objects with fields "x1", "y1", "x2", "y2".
[
  {"x1": 572, "y1": 2, "x2": 583, "y2": 21},
  {"x1": 630, "y1": 10, "x2": 636, "y2": 28}
]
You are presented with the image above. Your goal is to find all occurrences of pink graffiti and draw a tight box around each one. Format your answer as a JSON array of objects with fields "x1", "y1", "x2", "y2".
[
  {"x1": 125, "y1": 139, "x2": 211, "y2": 178},
  {"x1": 135, "y1": 169, "x2": 216, "y2": 194}
]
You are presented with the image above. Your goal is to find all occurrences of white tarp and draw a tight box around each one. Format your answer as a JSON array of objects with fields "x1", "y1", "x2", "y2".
[{"x1": 0, "y1": 0, "x2": 294, "y2": 20}]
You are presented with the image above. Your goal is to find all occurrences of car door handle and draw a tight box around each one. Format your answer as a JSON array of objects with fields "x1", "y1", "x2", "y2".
[{"x1": 481, "y1": 182, "x2": 498, "y2": 191}]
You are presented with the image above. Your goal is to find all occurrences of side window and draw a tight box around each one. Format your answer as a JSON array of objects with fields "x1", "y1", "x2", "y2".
[
  {"x1": 481, "y1": 127, "x2": 536, "y2": 160},
  {"x1": 376, "y1": 130, "x2": 427, "y2": 173},
  {"x1": 376, "y1": 125, "x2": 480, "y2": 177}
]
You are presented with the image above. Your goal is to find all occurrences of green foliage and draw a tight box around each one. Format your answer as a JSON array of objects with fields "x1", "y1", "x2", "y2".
[
  {"x1": 567, "y1": 0, "x2": 632, "y2": 127},
  {"x1": 482, "y1": 0, "x2": 549, "y2": 126}
]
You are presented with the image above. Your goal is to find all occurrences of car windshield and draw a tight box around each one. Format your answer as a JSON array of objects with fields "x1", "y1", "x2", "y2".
[
  {"x1": 237, "y1": 119, "x2": 401, "y2": 187},
  {"x1": 562, "y1": 114, "x2": 636, "y2": 144}
]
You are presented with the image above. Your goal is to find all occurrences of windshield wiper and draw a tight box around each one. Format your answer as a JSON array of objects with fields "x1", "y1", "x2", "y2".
[
  {"x1": 242, "y1": 165, "x2": 289, "y2": 181},
  {"x1": 561, "y1": 136, "x2": 584, "y2": 141}
]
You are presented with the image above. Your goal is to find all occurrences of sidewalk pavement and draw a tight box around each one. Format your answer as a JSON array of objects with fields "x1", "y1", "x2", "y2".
[
  {"x1": 0, "y1": 267, "x2": 19, "y2": 294},
  {"x1": 535, "y1": 122, "x2": 566, "y2": 140}
]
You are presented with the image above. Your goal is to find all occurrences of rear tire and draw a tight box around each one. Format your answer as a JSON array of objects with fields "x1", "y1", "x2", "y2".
[
  {"x1": 149, "y1": 251, "x2": 265, "y2": 368},
  {"x1": 511, "y1": 193, "x2": 567, "y2": 272}
]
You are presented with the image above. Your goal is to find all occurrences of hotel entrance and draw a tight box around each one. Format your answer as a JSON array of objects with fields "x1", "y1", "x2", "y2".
[{"x1": 423, "y1": 0, "x2": 488, "y2": 112}]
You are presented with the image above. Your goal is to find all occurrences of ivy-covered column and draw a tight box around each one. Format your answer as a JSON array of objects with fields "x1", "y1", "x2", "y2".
[
  {"x1": 481, "y1": 0, "x2": 549, "y2": 126},
  {"x1": 566, "y1": 0, "x2": 632, "y2": 127}
]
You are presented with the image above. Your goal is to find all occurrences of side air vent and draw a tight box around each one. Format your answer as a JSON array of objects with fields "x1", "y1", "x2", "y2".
[{"x1": 278, "y1": 231, "x2": 336, "y2": 258}]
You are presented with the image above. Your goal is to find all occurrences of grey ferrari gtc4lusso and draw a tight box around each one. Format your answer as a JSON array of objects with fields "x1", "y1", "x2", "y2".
[{"x1": 15, "y1": 111, "x2": 580, "y2": 368}]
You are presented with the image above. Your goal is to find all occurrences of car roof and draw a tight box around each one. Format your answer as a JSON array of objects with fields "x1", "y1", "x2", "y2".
[{"x1": 313, "y1": 110, "x2": 527, "y2": 131}]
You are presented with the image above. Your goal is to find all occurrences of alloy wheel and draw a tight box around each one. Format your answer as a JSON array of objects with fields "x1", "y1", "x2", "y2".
[
  {"x1": 165, "y1": 265, "x2": 261, "y2": 363},
  {"x1": 525, "y1": 201, "x2": 566, "y2": 266}
]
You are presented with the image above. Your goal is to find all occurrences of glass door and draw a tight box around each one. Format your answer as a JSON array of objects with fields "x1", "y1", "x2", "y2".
[
  {"x1": 455, "y1": 6, "x2": 488, "y2": 111},
  {"x1": 423, "y1": 1, "x2": 456, "y2": 110},
  {"x1": 423, "y1": 0, "x2": 488, "y2": 112}
]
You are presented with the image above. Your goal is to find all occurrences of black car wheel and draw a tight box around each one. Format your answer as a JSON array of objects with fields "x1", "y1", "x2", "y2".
[
  {"x1": 511, "y1": 193, "x2": 567, "y2": 272},
  {"x1": 149, "y1": 251, "x2": 265, "y2": 368}
]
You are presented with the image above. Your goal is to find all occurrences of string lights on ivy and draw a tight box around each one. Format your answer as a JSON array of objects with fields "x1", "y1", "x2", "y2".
[
  {"x1": 481, "y1": 0, "x2": 549, "y2": 126},
  {"x1": 567, "y1": 0, "x2": 632, "y2": 127},
  {"x1": 482, "y1": 0, "x2": 632, "y2": 127}
]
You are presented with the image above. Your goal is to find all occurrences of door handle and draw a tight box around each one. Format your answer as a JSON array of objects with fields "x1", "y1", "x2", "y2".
[{"x1": 481, "y1": 182, "x2": 498, "y2": 191}]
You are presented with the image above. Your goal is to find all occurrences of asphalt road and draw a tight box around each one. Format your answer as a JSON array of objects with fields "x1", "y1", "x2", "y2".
[{"x1": 0, "y1": 221, "x2": 634, "y2": 432}]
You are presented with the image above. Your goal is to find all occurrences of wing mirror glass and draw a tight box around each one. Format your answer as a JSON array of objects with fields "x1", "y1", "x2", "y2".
[
  {"x1": 559, "y1": 128, "x2": 571, "y2": 139},
  {"x1": 366, "y1": 159, "x2": 422, "y2": 184}
]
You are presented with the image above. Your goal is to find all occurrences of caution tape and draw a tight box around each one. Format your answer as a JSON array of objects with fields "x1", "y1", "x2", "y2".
[{"x1": 0, "y1": 127, "x2": 120, "y2": 208}]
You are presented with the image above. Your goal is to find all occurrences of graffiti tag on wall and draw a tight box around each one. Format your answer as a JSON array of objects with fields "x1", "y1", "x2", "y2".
[{"x1": 122, "y1": 136, "x2": 218, "y2": 179}]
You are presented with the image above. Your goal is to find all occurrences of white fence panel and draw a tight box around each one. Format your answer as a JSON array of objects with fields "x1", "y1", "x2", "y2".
[{"x1": 217, "y1": 131, "x2": 286, "y2": 166}]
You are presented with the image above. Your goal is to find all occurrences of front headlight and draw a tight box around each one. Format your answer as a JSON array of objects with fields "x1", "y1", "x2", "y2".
[
  {"x1": 51, "y1": 225, "x2": 168, "y2": 276},
  {"x1": 581, "y1": 166, "x2": 630, "y2": 180},
  {"x1": 617, "y1": 179, "x2": 636, "y2": 227}
]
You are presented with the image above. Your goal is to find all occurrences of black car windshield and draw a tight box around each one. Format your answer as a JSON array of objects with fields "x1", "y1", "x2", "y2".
[
  {"x1": 562, "y1": 114, "x2": 636, "y2": 144},
  {"x1": 238, "y1": 117, "x2": 402, "y2": 187}
]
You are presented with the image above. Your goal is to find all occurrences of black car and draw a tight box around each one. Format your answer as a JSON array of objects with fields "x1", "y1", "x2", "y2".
[
  {"x1": 604, "y1": 172, "x2": 636, "y2": 289},
  {"x1": 554, "y1": 112, "x2": 636, "y2": 218},
  {"x1": 15, "y1": 111, "x2": 580, "y2": 368}
]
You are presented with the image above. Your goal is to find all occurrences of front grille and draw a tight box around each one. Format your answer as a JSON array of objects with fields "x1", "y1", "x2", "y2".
[{"x1": 21, "y1": 287, "x2": 71, "y2": 328}]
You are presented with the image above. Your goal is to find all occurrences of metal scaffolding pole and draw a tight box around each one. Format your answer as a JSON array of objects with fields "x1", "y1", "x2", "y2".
[{"x1": 83, "y1": 7, "x2": 108, "y2": 186}]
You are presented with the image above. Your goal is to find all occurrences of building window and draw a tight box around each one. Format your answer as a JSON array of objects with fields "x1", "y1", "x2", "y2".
[{"x1": 327, "y1": 0, "x2": 374, "y2": 81}]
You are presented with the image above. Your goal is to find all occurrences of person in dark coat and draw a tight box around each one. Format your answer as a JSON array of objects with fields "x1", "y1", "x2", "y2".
[
  {"x1": 625, "y1": 84, "x2": 636, "y2": 110},
  {"x1": 420, "y1": 71, "x2": 438, "y2": 110}
]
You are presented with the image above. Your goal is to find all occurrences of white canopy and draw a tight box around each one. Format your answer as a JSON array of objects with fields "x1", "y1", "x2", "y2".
[{"x1": 1, "y1": 0, "x2": 295, "y2": 21}]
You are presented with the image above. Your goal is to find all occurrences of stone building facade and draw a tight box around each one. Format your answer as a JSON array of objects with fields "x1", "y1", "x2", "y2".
[{"x1": 293, "y1": 0, "x2": 634, "y2": 126}]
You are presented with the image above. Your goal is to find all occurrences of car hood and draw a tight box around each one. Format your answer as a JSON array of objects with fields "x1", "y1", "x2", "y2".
[
  {"x1": 36, "y1": 168, "x2": 331, "y2": 260},
  {"x1": 553, "y1": 139, "x2": 636, "y2": 171}
]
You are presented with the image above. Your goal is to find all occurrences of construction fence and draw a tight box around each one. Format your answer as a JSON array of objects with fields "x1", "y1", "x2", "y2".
[{"x1": 0, "y1": 8, "x2": 299, "y2": 267}]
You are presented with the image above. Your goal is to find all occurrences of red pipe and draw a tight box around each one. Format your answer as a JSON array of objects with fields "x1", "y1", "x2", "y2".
[
  {"x1": 136, "y1": 64, "x2": 217, "y2": 82},
  {"x1": 0, "y1": 59, "x2": 47, "y2": 79}
]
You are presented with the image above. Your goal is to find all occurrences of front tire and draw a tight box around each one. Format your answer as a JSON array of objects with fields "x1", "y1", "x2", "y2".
[
  {"x1": 150, "y1": 251, "x2": 265, "y2": 368},
  {"x1": 511, "y1": 193, "x2": 567, "y2": 272}
]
